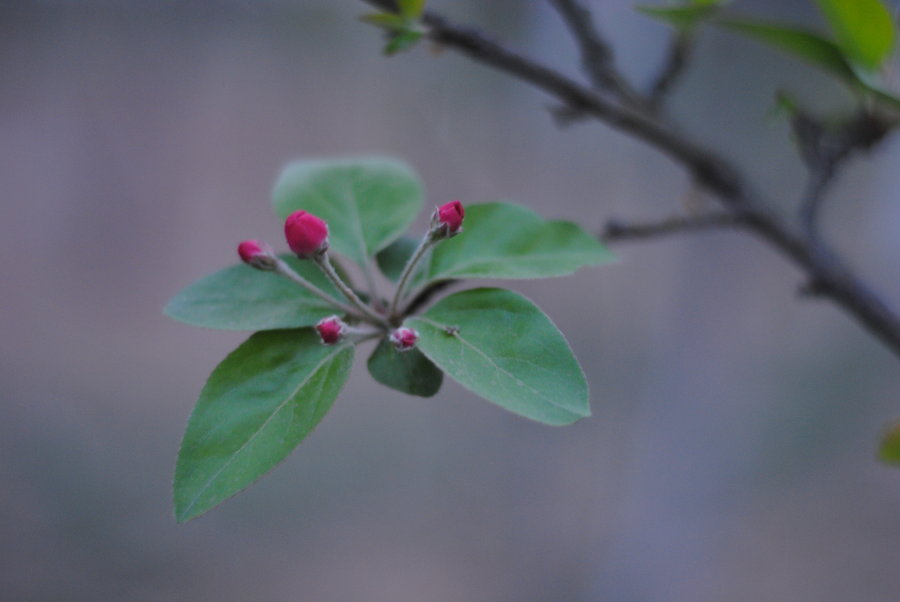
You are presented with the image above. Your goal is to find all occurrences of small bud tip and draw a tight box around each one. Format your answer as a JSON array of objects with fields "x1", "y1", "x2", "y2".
[
  {"x1": 430, "y1": 200, "x2": 465, "y2": 240},
  {"x1": 237, "y1": 240, "x2": 276, "y2": 271},
  {"x1": 389, "y1": 326, "x2": 419, "y2": 352},
  {"x1": 316, "y1": 316, "x2": 346, "y2": 345},
  {"x1": 285, "y1": 210, "x2": 329, "y2": 258}
]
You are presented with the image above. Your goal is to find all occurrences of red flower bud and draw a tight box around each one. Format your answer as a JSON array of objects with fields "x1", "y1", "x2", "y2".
[
  {"x1": 389, "y1": 326, "x2": 419, "y2": 352},
  {"x1": 438, "y1": 201, "x2": 464, "y2": 234},
  {"x1": 316, "y1": 316, "x2": 346, "y2": 345},
  {"x1": 284, "y1": 210, "x2": 329, "y2": 257},
  {"x1": 237, "y1": 240, "x2": 276, "y2": 271}
]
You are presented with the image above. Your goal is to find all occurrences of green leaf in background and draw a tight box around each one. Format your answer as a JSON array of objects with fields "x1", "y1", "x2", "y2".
[
  {"x1": 272, "y1": 157, "x2": 424, "y2": 268},
  {"x1": 422, "y1": 202, "x2": 614, "y2": 284},
  {"x1": 396, "y1": 0, "x2": 426, "y2": 19},
  {"x1": 408, "y1": 288, "x2": 590, "y2": 425},
  {"x1": 879, "y1": 421, "x2": 900, "y2": 465},
  {"x1": 367, "y1": 338, "x2": 443, "y2": 397},
  {"x1": 174, "y1": 329, "x2": 354, "y2": 522},
  {"x1": 635, "y1": 3, "x2": 722, "y2": 30},
  {"x1": 376, "y1": 235, "x2": 420, "y2": 282},
  {"x1": 164, "y1": 256, "x2": 344, "y2": 331},
  {"x1": 719, "y1": 19, "x2": 858, "y2": 83},
  {"x1": 814, "y1": 0, "x2": 895, "y2": 71},
  {"x1": 384, "y1": 30, "x2": 424, "y2": 55},
  {"x1": 359, "y1": 12, "x2": 408, "y2": 31}
]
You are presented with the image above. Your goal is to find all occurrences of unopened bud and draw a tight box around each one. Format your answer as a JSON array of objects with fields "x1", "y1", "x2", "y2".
[
  {"x1": 389, "y1": 326, "x2": 419, "y2": 352},
  {"x1": 315, "y1": 316, "x2": 347, "y2": 345},
  {"x1": 285, "y1": 210, "x2": 329, "y2": 257},
  {"x1": 430, "y1": 200, "x2": 465, "y2": 240},
  {"x1": 237, "y1": 240, "x2": 277, "y2": 271}
]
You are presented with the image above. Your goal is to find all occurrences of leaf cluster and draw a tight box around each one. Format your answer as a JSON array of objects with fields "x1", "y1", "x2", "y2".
[
  {"x1": 165, "y1": 157, "x2": 613, "y2": 521},
  {"x1": 637, "y1": 0, "x2": 900, "y2": 113},
  {"x1": 360, "y1": 0, "x2": 427, "y2": 55}
]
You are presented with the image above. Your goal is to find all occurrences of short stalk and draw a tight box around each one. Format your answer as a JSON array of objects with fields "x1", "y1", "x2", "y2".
[
  {"x1": 361, "y1": 260, "x2": 385, "y2": 313},
  {"x1": 314, "y1": 253, "x2": 389, "y2": 328},
  {"x1": 389, "y1": 234, "x2": 433, "y2": 318},
  {"x1": 274, "y1": 259, "x2": 362, "y2": 319}
]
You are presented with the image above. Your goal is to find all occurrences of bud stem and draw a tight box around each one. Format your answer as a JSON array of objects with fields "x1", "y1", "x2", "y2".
[
  {"x1": 388, "y1": 233, "x2": 433, "y2": 319},
  {"x1": 274, "y1": 259, "x2": 362, "y2": 320},
  {"x1": 314, "y1": 253, "x2": 390, "y2": 328},
  {"x1": 361, "y1": 260, "x2": 385, "y2": 313}
]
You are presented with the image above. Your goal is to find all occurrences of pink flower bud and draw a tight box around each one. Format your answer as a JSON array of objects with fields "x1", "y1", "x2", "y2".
[
  {"x1": 284, "y1": 210, "x2": 329, "y2": 257},
  {"x1": 237, "y1": 240, "x2": 277, "y2": 271},
  {"x1": 430, "y1": 201, "x2": 465, "y2": 240},
  {"x1": 438, "y1": 201, "x2": 464, "y2": 234},
  {"x1": 389, "y1": 326, "x2": 419, "y2": 352},
  {"x1": 316, "y1": 316, "x2": 346, "y2": 345}
]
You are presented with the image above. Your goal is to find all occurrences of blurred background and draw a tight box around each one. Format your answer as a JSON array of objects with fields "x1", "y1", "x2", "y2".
[{"x1": 2, "y1": 0, "x2": 899, "y2": 600}]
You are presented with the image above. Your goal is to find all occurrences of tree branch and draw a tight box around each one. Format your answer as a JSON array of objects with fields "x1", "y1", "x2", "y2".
[
  {"x1": 647, "y1": 31, "x2": 693, "y2": 111},
  {"x1": 602, "y1": 212, "x2": 744, "y2": 243},
  {"x1": 546, "y1": 0, "x2": 644, "y2": 107},
  {"x1": 360, "y1": 0, "x2": 900, "y2": 358},
  {"x1": 792, "y1": 109, "x2": 891, "y2": 236}
]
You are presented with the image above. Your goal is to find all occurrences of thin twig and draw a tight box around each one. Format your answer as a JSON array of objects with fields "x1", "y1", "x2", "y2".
[
  {"x1": 360, "y1": 0, "x2": 900, "y2": 358},
  {"x1": 602, "y1": 212, "x2": 744, "y2": 243},
  {"x1": 546, "y1": 0, "x2": 644, "y2": 107},
  {"x1": 361, "y1": 259, "x2": 385, "y2": 312},
  {"x1": 793, "y1": 110, "x2": 891, "y2": 237},
  {"x1": 797, "y1": 167, "x2": 835, "y2": 239},
  {"x1": 274, "y1": 259, "x2": 363, "y2": 319},
  {"x1": 389, "y1": 233, "x2": 432, "y2": 319},
  {"x1": 314, "y1": 253, "x2": 390, "y2": 328},
  {"x1": 647, "y1": 31, "x2": 693, "y2": 111}
]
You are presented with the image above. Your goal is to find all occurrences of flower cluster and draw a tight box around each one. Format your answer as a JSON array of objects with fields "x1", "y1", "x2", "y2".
[{"x1": 237, "y1": 201, "x2": 464, "y2": 353}]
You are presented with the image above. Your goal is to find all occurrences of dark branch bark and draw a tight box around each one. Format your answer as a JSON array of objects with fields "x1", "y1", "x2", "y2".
[
  {"x1": 546, "y1": 0, "x2": 644, "y2": 107},
  {"x1": 360, "y1": 0, "x2": 900, "y2": 358},
  {"x1": 602, "y1": 213, "x2": 744, "y2": 243},
  {"x1": 792, "y1": 110, "x2": 891, "y2": 236},
  {"x1": 647, "y1": 31, "x2": 693, "y2": 110}
]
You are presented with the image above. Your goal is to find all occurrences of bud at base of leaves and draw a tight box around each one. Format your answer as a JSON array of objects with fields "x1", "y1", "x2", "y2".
[
  {"x1": 389, "y1": 326, "x2": 419, "y2": 352},
  {"x1": 237, "y1": 240, "x2": 277, "y2": 271},
  {"x1": 316, "y1": 316, "x2": 347, "y2": 345},
  {"x1": 285, "y1": 210, "x2": 329, "y2": 257}
]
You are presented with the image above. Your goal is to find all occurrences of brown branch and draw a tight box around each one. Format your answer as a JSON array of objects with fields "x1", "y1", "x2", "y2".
[
  {"x1": 546, "y1": 0, "x2": 644, "y2": 107},
  {"x1": 602, "y1": 213, "x2": 745, "y2": 243},
  {"x1": 360, "y1": 0, "x2": 900, "y2": 358},
  {"x1": 792, "y1": 110, "x2": 891, "y2": 236},
  {"x1": 647, "y1": 31, "x2": 693, "y2": 111}
]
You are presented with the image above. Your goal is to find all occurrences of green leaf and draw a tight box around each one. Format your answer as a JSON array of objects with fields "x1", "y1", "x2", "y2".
[
  {"x1": 396, "y1": 0, "x2": 426, "y2": 19},
  {"x1": 719, "y1": 18, "x2": 858, "y2": 83},
  {"x1": 879, "y1": 421, "x2": 900, "y2": 465},
  {"x1": 174, "y1": 329, "x2": 354, "y2": 522},
  {"x1": 164, "y1": 256, "x2": 344, "y2": 331},
  {"x1": 385, "y1": 30, "x2": 424, "y2": 55},
  {"x1": 635, "y1": 4, "x2": 721, "y2": 29},
  {"x1": 367, "y1": 338, "x2": 443, "y2": 397},
  {"x1": 814, "y1": 0, "x2": 895, "y2": 71},
  {"x1": 272, "y1": 157, "x2": 424, "y2": 268},
  {"x1": 408, "y1": 288, "x2": 590, "y2": 425},
  {"x1": 360, "y1": 12, "x2": 408, "y2": 31},
  {"x1": 376, "y1": 236, "x2": 420, "y2": 282},
  {"x1": 421, "y1": 202, "x2": 614, "y2": 285}
]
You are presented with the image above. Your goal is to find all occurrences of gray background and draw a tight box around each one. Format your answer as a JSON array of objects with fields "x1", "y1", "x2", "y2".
[{"x1": 2, "y1": 1, "x2": 899, "y2": 600}]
